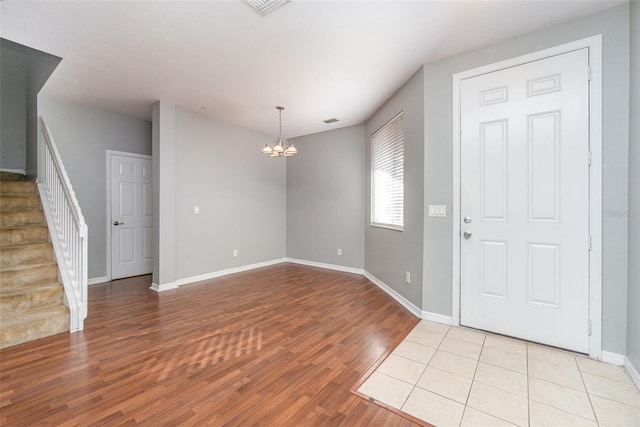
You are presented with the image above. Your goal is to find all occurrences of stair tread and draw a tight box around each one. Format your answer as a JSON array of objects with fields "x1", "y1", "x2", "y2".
[
  {"x1": 0, "y1": 224, "x2": 48, "y2": 230},
  {"x1": 0, "y1": 260, "x2": 57, "y2": 272},
  {"x1": 1, "y1": 304, "x2": 69, "y2": 324},
  {"x1": 0, "y1": 241, "x2": 52, "y2": 250},
  {"x1": 0, "y1": 282, "x2": 62, "y2": 294},
  {"x1": 0, "y1": 195, "x2": 42, "y2": 211},
  {"x1": 0, "y1": 208, "x2": 44, "y2": 213},
  {"x1": 0, "y1": 242, "x2": 53, "y2": 269}
]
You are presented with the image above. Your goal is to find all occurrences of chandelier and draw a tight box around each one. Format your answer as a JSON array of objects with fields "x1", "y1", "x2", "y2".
[{"x1": 261, "y1": 106, "x2": 298, "y2": 158}]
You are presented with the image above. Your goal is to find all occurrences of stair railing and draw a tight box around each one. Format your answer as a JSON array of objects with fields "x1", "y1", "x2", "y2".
[{"x1": 37, "y1": 118, "x2": 88, "y2": 331}]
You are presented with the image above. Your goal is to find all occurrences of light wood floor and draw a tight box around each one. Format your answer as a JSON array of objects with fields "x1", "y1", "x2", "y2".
[{"x1": 0, "y1": 263, "x2": 422, "y2": 426}]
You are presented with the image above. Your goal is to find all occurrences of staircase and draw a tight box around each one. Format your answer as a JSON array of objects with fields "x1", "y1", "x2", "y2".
[{"x1": 0, "y1": 180, "x2": 69, "y2": 349}]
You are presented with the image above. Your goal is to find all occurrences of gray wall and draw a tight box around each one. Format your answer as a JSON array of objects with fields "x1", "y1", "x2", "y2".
[
  {"x1": 365, "y1": 68, "x2": 425, "y2": 308},
  {"x1": 173, "y1": 107, "x2": 286, "y2": 280},
  {"x1": 38, "y1": 96, "x2": 152, "y2": 279},
  {"x1": 420, "y1": 4, "x2": 630, "y2": 354},
  {"x1": 287, "y1": 125, "x2": 365, "y2": 269},
  {"x1": 25, "y1": 48, "x2": 62, "y2": 179},
  {"x1": 627, "y1": 0, "x2": 640, "y2": 372},
  {"x1": 0, "y1": 39, "x2": 59, "y2": 175},
  {"x1": 0, "y1": 42, "x2": 27, "y2": 171}
]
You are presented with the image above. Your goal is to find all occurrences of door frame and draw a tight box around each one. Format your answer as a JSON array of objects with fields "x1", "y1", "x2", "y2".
[
  {"x1": 451, "y1": 35, "x2": 603, "y2": 359},
  {"x1": 106, "y1": 150, "x2": 153, "y2": 282}
]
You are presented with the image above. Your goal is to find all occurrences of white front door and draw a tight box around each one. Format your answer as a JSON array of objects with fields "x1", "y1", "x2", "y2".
[
  {"x1": 110, "y1": 153, "x2": 153, "y2": 280},
  {"x1": 460, "y1": 49, "x2": 590, "y2": 353}
]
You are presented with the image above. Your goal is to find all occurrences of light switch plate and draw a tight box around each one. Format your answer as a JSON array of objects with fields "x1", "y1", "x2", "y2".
[
  {"x1": 428, "y1": 205, "x2": 446, "y2": 217},
  {"x1": 194, "y1": 206, "x2": 200, "y2": 215}
]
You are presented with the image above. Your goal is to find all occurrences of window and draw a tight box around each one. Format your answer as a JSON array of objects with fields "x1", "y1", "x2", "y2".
[{"x1": 371, "y1": 112, "x2": 404, "y2": 230}]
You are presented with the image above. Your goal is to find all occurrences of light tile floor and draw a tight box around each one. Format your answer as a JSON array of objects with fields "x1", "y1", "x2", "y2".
[{"x1": 358, "y1": 320, "x2": 640, "y2": 427}]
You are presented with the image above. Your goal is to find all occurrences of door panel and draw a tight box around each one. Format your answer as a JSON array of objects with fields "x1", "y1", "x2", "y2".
[
  {"x1": 111, "y1": 154, "x2": 153, "y2": 279},
  {"x1": 460, "y1": 49, "x2": 590, "y2": 353}
]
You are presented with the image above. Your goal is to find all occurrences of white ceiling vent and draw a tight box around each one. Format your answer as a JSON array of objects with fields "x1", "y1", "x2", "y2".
[{"x1": 243, "y1": 0, "x2": 290, "y2": 17}]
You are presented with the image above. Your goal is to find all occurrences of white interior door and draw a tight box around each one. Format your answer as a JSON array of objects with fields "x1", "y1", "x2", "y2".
[
  {"x1": 460, "y1": 49, "x2": 590, "y2": 353},
  {"x1": 110, "y1": 153, "x2": 153, "y2": 280}
]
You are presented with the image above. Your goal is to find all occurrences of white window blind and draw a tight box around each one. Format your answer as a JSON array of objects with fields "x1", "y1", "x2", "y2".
[{"x1": 371, "y1": 112, "x2": 404, "y2": 230}]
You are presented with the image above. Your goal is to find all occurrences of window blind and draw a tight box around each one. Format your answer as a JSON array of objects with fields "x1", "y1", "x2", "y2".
[{"x1": 371, "y1": 112, "x2": 404, "y2": 230}]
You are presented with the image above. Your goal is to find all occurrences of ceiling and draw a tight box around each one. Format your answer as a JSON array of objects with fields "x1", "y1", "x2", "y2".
[{"x1": 0, "y1": 0, "x2": 626, "y2": 138}]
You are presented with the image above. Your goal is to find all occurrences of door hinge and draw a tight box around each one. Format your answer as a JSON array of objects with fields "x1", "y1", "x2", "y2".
[
  {"x1": 588, "y1": 151, "x2": 592, "y2": 166},
  {"x1": 588, "y1": 235, "x2": 592, "y2": 251},
  {"x1": 587, "y1": 67, "x2": 592, "y2": 81},
  {"x1": 588, "y1": 319, "x2": 592, "y2": 336}
]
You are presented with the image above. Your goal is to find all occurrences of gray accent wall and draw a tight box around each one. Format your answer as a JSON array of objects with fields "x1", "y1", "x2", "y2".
[
  {"x1": 627, "y1": 0, "x2": 640, "y2": 372},
  {"x1": 173, "y1": 107, "x2": 286, "y2": 280},
  {"x1": 365, "y1": 68, "x2": 425, "y2": 308},
  {"x1": 287, "y1": 125, "x2": 365, "y2": 269},
  {"x1": 1, "y1": 39, "x2": 59, "y2": 176},
  {"x1": 38, "y1": 96, "x2": 152, "y2": 279},
  {"x1": 420, "y1": 4, "x2": 630, "y2": 354},
  {"x1": 1, "y1": 42, "x2": 27, "y2": 171}
]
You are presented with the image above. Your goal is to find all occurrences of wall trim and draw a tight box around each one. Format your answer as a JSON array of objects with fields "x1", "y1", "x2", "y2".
[
  {"x1": 625, "y1": 357, "x2": 640, "y2": 390},
  {"x1": 601, "y1": 351, "x2": 625, "y2": 366},
  {"x1": 0, "y1": 168, "x2": 26, "y2": 175},
  {"x1": 421, "y1": 310, "x2": 453, "y2": 325},
  {"x1": 150, "y1": 258, "x2": 286, "y2": 292},
  {"x1": 451, "y1": 35, "x2": 603, "y2": 358},
  {"x1": 285, "y1": 258, "x2": 364, "y2": 275},
  {"x1": 88, "y1": 276, "x2": 109, "y2": 286},
  {"x1": 150, "y1": 281, "x2": 177, "y2": 292},
  {"x1": 363, "y1": 271, "x2": 422, "y2": 318}
]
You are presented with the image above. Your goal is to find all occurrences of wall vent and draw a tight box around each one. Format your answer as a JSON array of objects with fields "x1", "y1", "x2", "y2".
[
  {"x1": 323, "y1": 118, "x2": 339, "y2": 124},
  {"x1": 243, "y1": 0, "x2": 290, "y2": 16}
]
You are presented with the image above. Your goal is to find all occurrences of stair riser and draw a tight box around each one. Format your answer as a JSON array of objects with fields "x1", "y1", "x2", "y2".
[
  {"x1": 0, "y1": 244, "x2": 53, "y2": 268},
  {"x1": 0, "y1": 227, "x2": 49, "y2": 247},
  {"x1": 0, "y1": 211, "x2": 45, "y2": 227},
  {"x1": 0, "y1": 286, "x2": 64, "y2": 312},
  {"x1": 0, "y1": 264, "x2": 58, "y2": 287},
  {"x1": 0, "y1": 196, "x2": 42, "y2": 211},
  {"x1": 0, "y1": 314, "x2": 68, "y2": 349},
  {"x1": 0, "y1": 182, "x2": 37, "y2": 196}
]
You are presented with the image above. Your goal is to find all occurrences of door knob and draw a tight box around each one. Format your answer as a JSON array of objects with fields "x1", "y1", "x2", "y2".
[
  {"x1": 463, "y1": 230, "x2": 472, "y2": 239},
  {"x1": 464, "y1": 216, "x2": 472, "y2": 224},
  {"x1": 113, "y1": 221, "x2": 124, "y2": 226}
]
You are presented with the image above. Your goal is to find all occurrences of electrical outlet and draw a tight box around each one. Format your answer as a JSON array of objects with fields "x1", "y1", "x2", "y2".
[
  {"x1": 405, "y1": 271, "x2": 411, "y2": 283},
  {"x1": 337, "y1": 248, "x2": 342, "y2": 256},
  {"x1": 233, "y1": 249, "x2": 238, "y2": 257},
  {"x1": 194, "y1": 206, "x2": 200, "y2": 215}
]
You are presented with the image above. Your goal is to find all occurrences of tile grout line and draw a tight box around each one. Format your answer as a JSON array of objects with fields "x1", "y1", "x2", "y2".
[
  {"x1": 576, "y1": 353, "x2": 601, "y2": 426},
  {"x1": 526, "y1": 342, "x2": 531, "y2": 427},
  {"x1": 458, "y1": 331, "x2": 486, "y2": 427},
  {"x1": 397, "y1": 323, "x2": 450, "y2": 413}
]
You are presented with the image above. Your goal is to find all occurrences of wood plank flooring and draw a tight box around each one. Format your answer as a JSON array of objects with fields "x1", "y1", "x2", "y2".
[{"x1": 0, "y1": 263, "x2": 421, "y2": 426}]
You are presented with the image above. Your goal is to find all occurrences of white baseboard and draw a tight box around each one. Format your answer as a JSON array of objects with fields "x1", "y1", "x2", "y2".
[
  {"x1": 625, "y1": 357, "x2": 640, "y2": 390},
  {"x1": 285, "y1": 258, "x2": 364, "y2": 275},
  {"x1": 88, "y1": 276, "x2": 109, "y2": 286},
  {"x1": 150, "y1": 258, "x2": 286, "y2": 292},
  {"x1": 363, "y1": 271, "x2": 422, "y2": 318},
  {"x1": 150, "y1": 281, "x2": 178, "y2": 292},
  {"x1": 0, "y1": 168, "x2": 26, "y2": 175},
  {"x1": 421, "y1": 310, "x2": 453, "y2": 325},
  {"x1": 601, "y1": 351, "x2": 626, "y2": 366}
]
